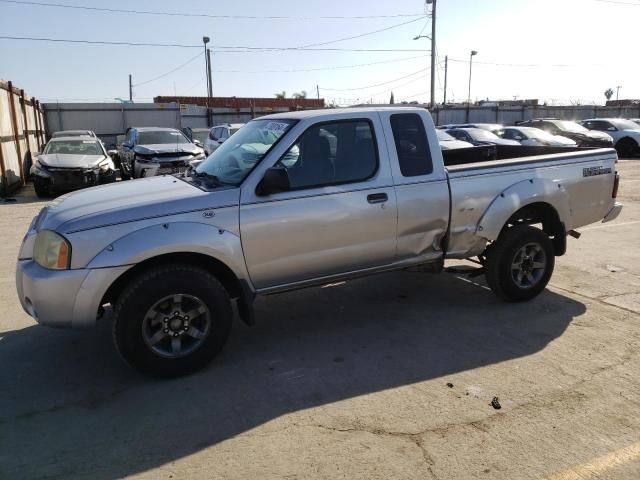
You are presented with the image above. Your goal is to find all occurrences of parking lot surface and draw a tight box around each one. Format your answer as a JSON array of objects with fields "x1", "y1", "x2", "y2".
[{"x1": 1, "y1": 161, "x2": 639, "y2": 480}]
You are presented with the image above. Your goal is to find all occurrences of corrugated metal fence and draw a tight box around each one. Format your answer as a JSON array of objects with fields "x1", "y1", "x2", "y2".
[{"x1": 0, "y1": 80, "x2": 46, "y2": 196}]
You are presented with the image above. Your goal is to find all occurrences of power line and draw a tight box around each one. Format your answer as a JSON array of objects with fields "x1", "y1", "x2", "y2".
[
  {"x1": 216, "y1": 55, "x2": 427, "y2": 73},
  {"x1": 446, "y1": 57, "x2": 603, "y2": 68},
  {"x1": 133, "y1": 51, "x2": 203, "y2": 87},
  {"x1": 0, "y1": 35, "x2": 425, "y2": 52},
  {"x1": 593, "y1": 0, "x2": 640, "y2": 4},
  {"x1": 320, "y1": 68, "x2": 427, "y2": 91},
  {"x1": 325, "y1": 73, "x2": 429, "y2": 103},
  {"x1": 0, "y1": 0, "x2": 425, "y2": 19},
  {"x1": 296, "y1": 17, "x2": 423, "y2": 48}
]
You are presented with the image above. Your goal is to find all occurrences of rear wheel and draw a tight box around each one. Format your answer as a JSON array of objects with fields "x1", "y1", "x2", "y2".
[
  {"x1": 485, "y1": 225, "x2": 555, "y2": 302},
  {"x1": 112, "y1": 265, "x2": 232, "y2": 377},
  {"x1": 615, "y1": 138, "x2": 637, "y2": 158}
]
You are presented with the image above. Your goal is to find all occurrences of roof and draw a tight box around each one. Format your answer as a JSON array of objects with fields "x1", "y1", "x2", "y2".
[
  {"x1": 52, "y1": 130, "x2": 95, "y2": 136},
  {"x1": 260, "y1": 106, "x2": 426, "y2": 120},
  {"x1": 49, "y1": 135, "x2": 98, "y2": 141},
  {"x1": 213, "y1": 123, "x2": 245, "y2": 129},
  {"x1": 129, "y1": 127, "x2": 182, "y2": 132}
]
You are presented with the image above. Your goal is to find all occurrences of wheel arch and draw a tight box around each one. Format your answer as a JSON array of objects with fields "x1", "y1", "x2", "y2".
[
  {"x1": 477, "y1": 178, "x2": 570, "y2": 256},
  {"x1": 101, "y1": 252, "x2": 255, "y2": 325}
]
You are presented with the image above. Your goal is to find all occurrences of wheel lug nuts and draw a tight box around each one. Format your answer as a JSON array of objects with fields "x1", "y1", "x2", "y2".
[
  {"x1": 163, "y1": 328, "x2": 168, "y2": 333},
  {"x1": 184, "y1": 316, "x2": 189, "y2": 320},
  {"x1": 164, "y1": 318, "x2": 168, "y2": 323}
]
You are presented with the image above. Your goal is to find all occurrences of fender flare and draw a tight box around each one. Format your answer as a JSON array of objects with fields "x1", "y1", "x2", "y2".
[
  {"x1": 476, "y1": 178, "x2": 571, "y2": 242},
  {"x1": 87, "y1": 221, "x2": 251, "y2": 286}
]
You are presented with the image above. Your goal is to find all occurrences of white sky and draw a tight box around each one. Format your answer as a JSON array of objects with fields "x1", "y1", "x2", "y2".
[{"x1": 0, "y1": 0, "x2": 638, "y2": 105}]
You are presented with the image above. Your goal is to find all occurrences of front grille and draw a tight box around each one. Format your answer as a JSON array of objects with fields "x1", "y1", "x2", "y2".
[
  {"x1": 49, "y1": 169, "x2": 96, "y2": 187},
  {"x1": 159, "y1": 160, "x2": 188, "y2": 168}
]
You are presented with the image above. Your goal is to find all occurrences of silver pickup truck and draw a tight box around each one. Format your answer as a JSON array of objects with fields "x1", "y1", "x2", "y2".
[{"x1": 16, "y1": 107, "x2": 622, "y2": 376}]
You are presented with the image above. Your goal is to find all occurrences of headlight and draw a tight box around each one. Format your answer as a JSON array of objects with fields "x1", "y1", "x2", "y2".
[
  {"x1": 98, "y1": 158, "x2": 114, "y2": 172},
  {"x1": 33, "y1": 230, "x2": 71, "y2": 270},
  {"x1": 30, "y1": 158, "x2": 49, "y2": 176}
]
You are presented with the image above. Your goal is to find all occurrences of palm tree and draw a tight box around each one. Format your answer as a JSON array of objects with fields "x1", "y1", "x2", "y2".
[
  {"x1": 604, "y1": 88, "x2": 614, "y2": 101},
  {"x1": 292, "y1": 90, "x2": 307, "y2": 99},
  {"x1": 274, "y1": 91, "x2": 286, "y2": 99}
]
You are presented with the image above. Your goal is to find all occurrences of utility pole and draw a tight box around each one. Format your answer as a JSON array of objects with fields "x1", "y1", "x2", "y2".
[
  {"x1": 429, "y1": 0, "x2": 436, "y2": 109},
  {"x1": 317, "y1": 85, "x2": 320, "y2": 100},
  {"x1": 616, "y1": 85, "x2": 622, "y2": 102},
  {"x1": 443, "y1": 55, "x2": 448, "y2": 105},
  {"x1": 128, "y1": 74, "x2": 132, "y2": 102}
]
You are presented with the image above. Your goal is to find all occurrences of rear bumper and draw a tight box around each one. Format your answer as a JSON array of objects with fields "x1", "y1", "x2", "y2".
[
  {"x1": 16, "y1": 259, "x2": 130, "y2": 329},
  {"x1": 602, "y1": 202, "x2": 623, "y2": 223}
]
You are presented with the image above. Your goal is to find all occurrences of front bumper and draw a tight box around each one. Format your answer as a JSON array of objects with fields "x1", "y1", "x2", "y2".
[
  {"x1": 34, "y1": 168, "x2": 100, "y2": 191},
  {"x1": 602, "y1": 202, "x2": 623, "y2": 223},
  {"x1": 16, "y1": 259, "x2": 130, "y2": 329}
]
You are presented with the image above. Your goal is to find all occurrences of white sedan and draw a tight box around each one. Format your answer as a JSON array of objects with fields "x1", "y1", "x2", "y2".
[
  {"x1": 580, "y1": 118, "x2": 640, "y2": 157},
  {"x1": 436, "y1": 129, "x2": 474, "y2": 150},
  {"x1": 500, "y1": 127, "x2": 577, "y2": 147}
]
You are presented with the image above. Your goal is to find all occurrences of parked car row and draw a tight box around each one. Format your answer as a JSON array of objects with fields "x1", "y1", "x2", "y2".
[
  {"x1": 435, "y1": 117, "x2": 640, "y2": 156},
  {"x1": 31, "y1": 123, "x2": 247, "y2": 197}
]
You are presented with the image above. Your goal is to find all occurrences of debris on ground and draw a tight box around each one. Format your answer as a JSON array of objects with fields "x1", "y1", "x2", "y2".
[
  {"x1": 606, "y1": 264, "x2": 624, "y2": 272},
  {"x1": 490, "y1": 397, "x2": 502, "y2": 409},
  {"x1": 446, "y1": 382, "x2": 454, "y2": 388}
]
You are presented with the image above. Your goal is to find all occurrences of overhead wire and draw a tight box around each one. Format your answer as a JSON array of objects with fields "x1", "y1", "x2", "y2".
[
  {"x1": 132, "y1": 51, "x2": 203, "y2": 87},
  {"x1": 0, "y1": 0, "x2": 426, "y2": 19}
]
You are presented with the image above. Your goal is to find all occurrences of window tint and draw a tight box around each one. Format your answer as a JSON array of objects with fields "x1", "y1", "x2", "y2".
[
  {"x1": 390, "y1": 113, "x2": 433, "y2": 177},
  {"x1": 276, "y1": 120, "x2": 377, "y2": 189}
]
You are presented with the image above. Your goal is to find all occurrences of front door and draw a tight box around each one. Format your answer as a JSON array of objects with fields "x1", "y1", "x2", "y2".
[{"x1": 240, "y1": 116, "x2": 397, "y2": 291}]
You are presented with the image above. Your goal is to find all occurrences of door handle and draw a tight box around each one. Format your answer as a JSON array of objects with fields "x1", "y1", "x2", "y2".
[{"x1": 367, "y1": 193, "x2": 388, "y2": 204}]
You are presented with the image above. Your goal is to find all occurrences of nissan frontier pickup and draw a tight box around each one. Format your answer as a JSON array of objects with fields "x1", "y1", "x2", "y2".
[{"x1": 16, "y1": 107, "x2": 623, "y2": 376}]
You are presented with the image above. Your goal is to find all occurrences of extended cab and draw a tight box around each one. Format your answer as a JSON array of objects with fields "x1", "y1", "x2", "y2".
[{"x1": 16, "y1": 108, "x2": 622, "y2": 376}]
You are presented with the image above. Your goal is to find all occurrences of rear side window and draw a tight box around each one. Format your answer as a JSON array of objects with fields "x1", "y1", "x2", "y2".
[{"x1": 390, "y1": 114, "x2": 433, "y2": 177}]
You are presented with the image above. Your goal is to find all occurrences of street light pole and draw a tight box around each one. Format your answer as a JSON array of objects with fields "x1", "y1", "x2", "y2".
[
  {"x1": 428, "y1": 0, "x2": 436, "y2": 109},
  {"x1": 467, "y1": 50, "x2": 478, "y2": 105},
  {"x1": 616, "y1": 85, "x2": 622, "y2": 102},
  {"x1": 203, "y1": 36, "x2": 211, "y2": 126}
]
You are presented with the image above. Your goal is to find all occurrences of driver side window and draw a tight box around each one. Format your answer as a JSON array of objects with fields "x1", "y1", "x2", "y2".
[{"x1": 276, "y1": 120, "x2": 377, "y2": 190}]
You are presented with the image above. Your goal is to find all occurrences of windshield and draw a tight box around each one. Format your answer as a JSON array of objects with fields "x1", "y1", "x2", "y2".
[
  {"x1": 609, "y1": 119, "x2": 640, "y2": 131},
  {"x1": 138, "y1": 130, "x2": 190, "y2": 145},
  {"x1": 191, "y1": 131, "x2": 209, "y2": 144},
  {"x1": 44, "y1": 140, "x2": 103, "y2": 155},
  {"x1": 436, "y1": 129, "x2": 455, "y2": 141},
  {"x1": 466, "y1": 128, "x2": 500, "y2": 141},
  {"x1": 194, "y1": 119, "x2": 296, "y2": 186},
  {"x1": 555, "y1": 121, "x2": 589, "y2": 133}
]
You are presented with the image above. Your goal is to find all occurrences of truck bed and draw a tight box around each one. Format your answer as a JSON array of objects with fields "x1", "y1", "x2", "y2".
[
  {"x1": 442, "y1": 144, "x2": 593, "y2": 167},
  {"x1": 444, "y1": 146, "x2": 618, "y2": 259}
]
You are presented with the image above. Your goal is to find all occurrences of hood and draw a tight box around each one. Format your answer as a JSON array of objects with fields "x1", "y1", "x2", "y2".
[
  {"x1": 39, "y1": 153, "x2": 106, "y2": 169},
  {"x1": 38, "y1": 175, "x2": 238, "y2": 234},
  {"x1": 584, "y1": 130, "x2": 612, "y2": 141},
  {"x1": 439, "y1": 139, "x2": 474, "y2": 150},
  {"x1": 134, "y1": 143, "x2": 201, "y2": 155},
  {"x1": 549, "y1": 135, "x2": 576, "y2": 146},
  {"x1": 492, "y1": 138, "x2": 521, "y2": 146}
]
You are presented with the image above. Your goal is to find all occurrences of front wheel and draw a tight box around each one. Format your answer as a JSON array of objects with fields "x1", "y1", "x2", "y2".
[
  {"x1": 615, "y1": 138, "x2": 637, "y2": 158},
  {"x1": 112, "y1": 265, "x2": 233, "y2": 377},
  {"x1": 485, "y1": 225, "x2": 555, "y2": 302}
]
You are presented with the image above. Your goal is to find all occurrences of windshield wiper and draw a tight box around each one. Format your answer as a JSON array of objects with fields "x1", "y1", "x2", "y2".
[{"x1": 193, "y1": 171, "x2": 233, "y2": 187}]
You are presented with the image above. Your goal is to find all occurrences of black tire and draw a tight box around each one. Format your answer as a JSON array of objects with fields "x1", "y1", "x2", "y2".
[
  {"x1": 615, "y1": 138, "x2": 637, "y2": 158},
  {"x1": 485, "y1": 225, "x2": 555, "y2": 302},
  {"x1": 113, "y1": 264, "x2": 232, "y2": 377},
  {"x1": 33, "y1": 178, "x2": 50, "y2": 198}
]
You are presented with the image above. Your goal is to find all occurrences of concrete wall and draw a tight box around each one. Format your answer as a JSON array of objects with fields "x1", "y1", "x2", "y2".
[
  {"x1": 430, "y1": 104, "x2": 640, "y2": 126},
  {"x1": 43, "y1": 102, "x2": 296, "y2": 147}
]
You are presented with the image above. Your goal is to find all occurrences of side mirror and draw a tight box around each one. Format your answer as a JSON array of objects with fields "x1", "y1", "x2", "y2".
[
  {"x1": 218, "y1": 137, "x2": 226, "y2": 144},
  {"x1": 514, "y1": 136, "x2": 523, "y2": 141},
  {"x1": 107, "y1": 149, "x2": 118, "y2": 157},
  {"x1": 193, "y1": 140, "x2": 203, "y2": 147},
  {"x1": 256, "y1": 166, "x2": 291, "y2": 196}
]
